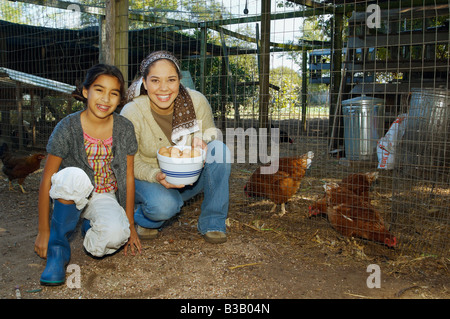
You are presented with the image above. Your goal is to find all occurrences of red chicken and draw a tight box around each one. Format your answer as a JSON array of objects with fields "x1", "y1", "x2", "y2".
[
  {"x1": 244, "y1": 151, "x2": 314, "y2": 217},
  {"x1": 309, "y1": 171, "x2": 379, "y2": 216},
  {"x1": 0, "y1": 143, "x2": 46, "y2": 193},
  {"x1": 321, "y1": 182, "x2": 396, "y2": 248},
  {"x1": 340, "y1": 171, "x2": 378, "y2": 199}
]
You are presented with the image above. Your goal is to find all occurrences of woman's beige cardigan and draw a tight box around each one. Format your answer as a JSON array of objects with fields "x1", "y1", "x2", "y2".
[{"x1": 120, "y1": 88, "x2": 217, "y2": 183}]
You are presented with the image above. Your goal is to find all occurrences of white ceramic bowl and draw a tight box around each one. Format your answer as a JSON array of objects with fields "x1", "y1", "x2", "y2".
[{"x1": 157, "y1": 146, "x2": 206, "y2": 185}]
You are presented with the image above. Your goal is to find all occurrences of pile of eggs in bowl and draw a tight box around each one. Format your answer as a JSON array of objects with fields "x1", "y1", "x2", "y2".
[{"x1": 158, "y1": 146, "x2": 201, "y2": 158}]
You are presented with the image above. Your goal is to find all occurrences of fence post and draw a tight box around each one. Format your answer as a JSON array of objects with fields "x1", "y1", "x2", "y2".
[
  {"x1": 115, "y1": 0, "x2": 129, "y2": 88},
  {"x1": 99, "y1": 0, "x2": 115, "y2": 65},
  {"x1": 258, "y1": 0, "x2": 271, "y2": 133}
]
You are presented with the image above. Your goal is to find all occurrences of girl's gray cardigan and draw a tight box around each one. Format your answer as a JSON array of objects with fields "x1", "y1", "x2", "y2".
[{"x1": 46, "y1": 111, "x2": 138, "y2": 210}]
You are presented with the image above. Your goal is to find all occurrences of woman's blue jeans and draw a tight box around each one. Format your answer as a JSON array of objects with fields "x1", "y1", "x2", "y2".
[{"x1": 134, "y1": 140, "x2": 231, "y2": 234}]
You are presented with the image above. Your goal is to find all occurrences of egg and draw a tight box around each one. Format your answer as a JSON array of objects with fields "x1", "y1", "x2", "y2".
[
  {"x1": 181, "y1": 149, "x2": 191, "y2": 158},
  {"x1": 191, "y1": 149, "x2": 201, "y2": 158},
  {"x1": 170, "y1": 147, "x2": 182, "y2": 158},
  {"x1": 159, "y1": 147, "x2": 170, "y2": 156}
]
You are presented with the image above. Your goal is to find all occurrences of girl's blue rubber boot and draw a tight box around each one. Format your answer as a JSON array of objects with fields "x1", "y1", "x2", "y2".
[{"x1": 40, "y1": 201, "x2": 81, "y2": 286}]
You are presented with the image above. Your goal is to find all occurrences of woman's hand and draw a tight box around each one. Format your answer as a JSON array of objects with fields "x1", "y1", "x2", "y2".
[
  {"x1": 192, "y1": 136, "x2": 207, "y2": 152},
  {"x1": 124, "y1": 226, "x2": 142, "y2": 256},
  {"x1": 192, "y1": 137, "x2": 207, "y2": 167},
  {"x1": 156, "y1": 172, "x2": 185, "y2": 189}
]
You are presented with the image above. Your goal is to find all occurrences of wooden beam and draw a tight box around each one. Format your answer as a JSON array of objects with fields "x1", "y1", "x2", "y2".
[
  {"x1": 335, "y1": 0, "x2": 450, "y2": 14},
  {"x1": 237, "y1": 81, "x2": 280, "y2": 91},
  {"x1": 15, "y1": 81, "x2": 23, "y2": 150},
  {"x1": 200, "y1": 26, "x2": 207, "y2": 94},
  {"x1": 16, "y1": 0, "x2": 449, "y2": 26},
  {"x1": 328, "y1": 13, "x2": 344, "y2": 150},
  {"x1": 203, "y1": 7, "x2": 333, "y2": 29},
  {"x1": 259, "y1": 0, "x2": 271, "y2": 131},
  {"x1": 115, "y1": 0, "x2": 129, "y2": 87},
  {"x1": 99, "y1": 0, "x2": 115, "y2": 65},
  {"x1": 286, "y1": 0, "x2": 332, "y2": 9},
  {"x1": 348, "y1": 31, "x2": 449, "y2": 48},
  {"x1": 211, "y1": 26, "x2": 330, "y2": 51},
  {"x1": 15, "y1": 0, "x2": 104, "y2": 15},
  {"x1": 301, "y1": 48, "x2": 308, "y2": 132}
]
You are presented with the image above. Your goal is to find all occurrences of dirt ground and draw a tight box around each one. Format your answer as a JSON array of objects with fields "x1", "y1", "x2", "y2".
[{"x1": 1, "y1": 152, "x2": 449, "y2": 302}]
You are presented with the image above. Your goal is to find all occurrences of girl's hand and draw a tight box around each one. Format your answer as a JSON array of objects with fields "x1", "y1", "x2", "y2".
[
  {"x1": 156, "y1": 172, "x2": 185, "y2": 189},
  {"x1": 124, "y1": 226, "x2": 141, "y2": 256},
  {"x1": 34, "y1": 231, "x2": 50, "y2": 258}
]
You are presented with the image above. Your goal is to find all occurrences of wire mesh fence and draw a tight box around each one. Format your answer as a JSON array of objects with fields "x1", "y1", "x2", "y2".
[{"x1": 0, "y1": 0, "x2": 448, "y2": 257}]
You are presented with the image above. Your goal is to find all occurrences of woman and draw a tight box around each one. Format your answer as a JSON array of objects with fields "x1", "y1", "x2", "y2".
[{"x1": 121, "y1": 51, "x2": 231, "y2": 244}]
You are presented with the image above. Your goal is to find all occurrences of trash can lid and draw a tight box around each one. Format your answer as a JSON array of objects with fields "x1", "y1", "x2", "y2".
[{"x1": 342, "y1": 95, "x2": 384, "y2": 106}]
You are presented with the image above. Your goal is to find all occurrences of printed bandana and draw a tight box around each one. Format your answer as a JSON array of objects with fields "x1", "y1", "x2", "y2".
[{"x1": 170, "y1": 85, "x2": 199, "y2": 145}]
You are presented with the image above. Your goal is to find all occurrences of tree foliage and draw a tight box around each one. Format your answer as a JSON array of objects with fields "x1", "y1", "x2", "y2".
[{"x1": 270, "y1": 67, "x2": 301, "y2": 112}]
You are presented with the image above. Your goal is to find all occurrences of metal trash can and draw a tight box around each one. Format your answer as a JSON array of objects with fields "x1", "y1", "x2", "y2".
[
  {"x1": 398, "y1": 88, "x2": 450, "y2": 180},
  {"x1": 342, "y1": 95, "x2": 385, "y2": 161}
]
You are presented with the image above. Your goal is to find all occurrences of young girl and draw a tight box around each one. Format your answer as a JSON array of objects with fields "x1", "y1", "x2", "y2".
[{"x1": 34, "y1": 64, "x2": 141, "y2": 286}]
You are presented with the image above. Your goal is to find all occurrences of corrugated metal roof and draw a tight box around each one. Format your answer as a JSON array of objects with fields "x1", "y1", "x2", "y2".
[{"x1": 0, "y1": 67, "x2": 75, "y2": 94}]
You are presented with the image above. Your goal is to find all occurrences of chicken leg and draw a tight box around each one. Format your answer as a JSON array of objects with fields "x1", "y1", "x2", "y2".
[
  {"x1": 270, "y1": 203, "x2": 287, "y2": 217},
  {"x1": 18, "y1": 184, "x2": 26, "y2": 193},
  {"x1": 8, "y1": 181, "x2": 26, "y2": 193}
]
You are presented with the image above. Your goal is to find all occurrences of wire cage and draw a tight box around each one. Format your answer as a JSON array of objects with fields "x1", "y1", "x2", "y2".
[{"x1": 0, "y1": 0, "x2": 448, "y2": 258}]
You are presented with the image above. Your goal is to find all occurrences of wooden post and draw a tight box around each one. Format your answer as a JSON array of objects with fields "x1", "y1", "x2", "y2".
[
  {"x1": 258, "y1": 0, "x2": 271, "y2": 131},
  {"x1": 219, "y1": 58, "x2": 227, "y2": 130},
  {"x1": 301, "y1": 48, "x2": 308, "y2": 132},
  {"x1": 329, "y1": 13, "x2": 344, "y2": 150},
  {"x1": 200, "y1": 26, "x2": 207, "y2": 94},
  {"x1": 30, "y1": 89, "x2": 36, "y2": 147},
  {"x1": 256, "y1": 23, "x2": 260, "y2": 75},
  {"x1": 115, "y1": 0, "x2": 129, "y2": 88},
  {"x1": 15, "y1": 82, "x2": 23, "y2": 150},
  {"x1": 99, "y1": 0, "x2": 115, "y2": 65}
]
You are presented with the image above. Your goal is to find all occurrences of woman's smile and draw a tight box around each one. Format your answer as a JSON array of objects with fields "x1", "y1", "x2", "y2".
[
  {"x1": 143, "y1": 59, "x2": 180, "y2": 115},
  {"x1": 156, "y1": 94, "x2": 171, "y2": 102}
]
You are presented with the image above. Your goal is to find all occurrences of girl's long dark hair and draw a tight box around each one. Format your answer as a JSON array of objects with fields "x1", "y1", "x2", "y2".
[{"x1": 72, "y1": 64, "x2": 126, "y2": 107}]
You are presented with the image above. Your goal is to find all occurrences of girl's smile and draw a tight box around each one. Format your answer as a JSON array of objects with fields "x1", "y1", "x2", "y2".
[
  {"x1": 82, "y1": 74, "x2": 121, "y2": 120},
  {"x1": 97, "y1": 104, "x2": 111, "y2": 112}
]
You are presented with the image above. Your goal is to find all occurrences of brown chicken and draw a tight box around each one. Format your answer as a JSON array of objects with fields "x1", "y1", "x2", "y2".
[
  {"x1": 244, "y1": 151, "x2": 314, "y2": 217},
  {"x1": 340, "y1": 171, "x2": 379, "y2": 199},
  {"x1": 321, "y1": 182, "x2": 396, "y2": 248},
  {"x1": 0, "y1": 143, "x2": 46, "y2": 193},
  {"x1": 309, "y1": 172, "x2": 379, "y2": 216}
]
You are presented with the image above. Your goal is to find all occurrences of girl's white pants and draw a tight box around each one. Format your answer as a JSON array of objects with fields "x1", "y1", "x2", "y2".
[{"x1": 49, "y1": 167, "x2": 130, "y2": 257}]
